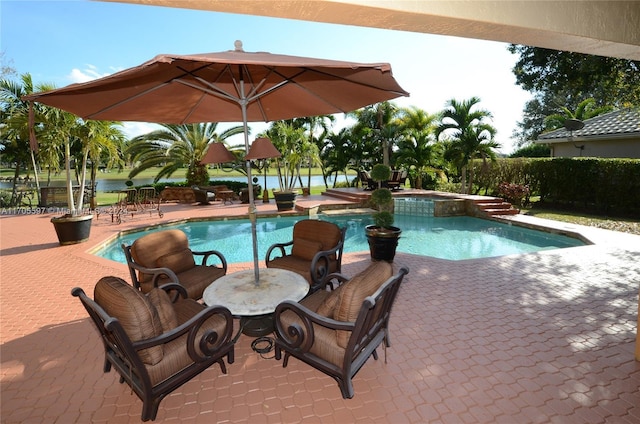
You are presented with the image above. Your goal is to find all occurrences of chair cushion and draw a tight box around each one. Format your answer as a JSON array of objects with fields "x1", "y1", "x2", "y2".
[
  {"x1": 316, "y1": 284, "x2": 345, "y2": 318},
  {"x1": 147, "y1": 288, "x2": 178, "y2": 332},
  {"x1": 146, "y1": 298, "x2": 231, "y2": 386},
  {"x1": 293, "y1": 220, "x2": 342, "y2": 259},
  {"x1": 333, "y1": 261, "x2": 393, "y2": 348},
  {"x1": 292, "y1": 238, "x2": 323, "y2": 261},
  {"x1": 94, "y1": 276, "x2": 164, "y2": 365},
  {"x1": 177, "y1": 265, "x2": 226, "y2": 300},
  {"x1": 279, "y1": 290, "x2": 345, "y2": 367},
  {"x1": 130, "y1": 229, "x2": 191, "y2": 269},
  {"x1": 156, "y1": 248, "x2": 196, "y2": 274},
  {"x1": 269, "y1": 255, "x2": 339, "y2": 286}
]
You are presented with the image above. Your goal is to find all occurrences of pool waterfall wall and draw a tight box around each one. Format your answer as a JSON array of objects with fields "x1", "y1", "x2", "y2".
[{"x1": 394, "y1": 197, "x2": 466, "y2": 217}]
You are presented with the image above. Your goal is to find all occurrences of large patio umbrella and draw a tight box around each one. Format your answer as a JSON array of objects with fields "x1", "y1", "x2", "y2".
[{"x1": 24, "y1": 40, "x2": 409, "y2": 283}]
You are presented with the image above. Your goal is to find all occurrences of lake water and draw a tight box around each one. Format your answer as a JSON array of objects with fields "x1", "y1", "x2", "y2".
[{"x1": 1, "y1": 174, "x2": 354, "y2": 192}]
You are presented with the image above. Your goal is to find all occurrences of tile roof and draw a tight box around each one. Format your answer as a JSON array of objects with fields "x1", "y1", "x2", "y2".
[{"x1": 537, "y1": 108, "x2": 640, "y2": 141}]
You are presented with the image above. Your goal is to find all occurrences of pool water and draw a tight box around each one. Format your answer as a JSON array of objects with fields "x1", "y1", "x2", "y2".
[{"x1": 93, "y1": 213, "x2": 585, "y2": 264}]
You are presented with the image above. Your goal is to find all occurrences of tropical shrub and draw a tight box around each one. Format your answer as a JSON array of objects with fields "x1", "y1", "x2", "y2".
[{"x1": 498, "y1": 182, "x2": 530, "y2": 207}]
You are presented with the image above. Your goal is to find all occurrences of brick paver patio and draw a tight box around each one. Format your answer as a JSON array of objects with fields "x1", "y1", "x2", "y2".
[{"x1": 1, "y1": 195, "x2": 639, "y2": 423}]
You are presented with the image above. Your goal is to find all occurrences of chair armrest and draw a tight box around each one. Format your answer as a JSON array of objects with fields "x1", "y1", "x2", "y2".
[
  {"x1": 126, "y1": 260, "x2": 181, "y2": 288},
  {"x1": 309, "y1": 240, "x2": 345, "y2": 291},
  {"x1": 160, "y1": 282, "x2": 188, "y2": 302},
  {"x1": 192, "y1": 249, "x2": 228, "y2": 273},
  {"x1": 131, "y1": 304, "x2": 234, "y2": 362},
  {"x1": 265, "y1": 240, "x2": 294, "y2": 265},
  {"x1": 274, "y1": 300, "x2": 355, "y2": 353},
  {"x1": 322, "y1": 272, "x2": 350, "y2": 290}
]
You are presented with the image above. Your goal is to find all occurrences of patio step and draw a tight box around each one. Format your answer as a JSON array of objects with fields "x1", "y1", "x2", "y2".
[
  {"x1": 474, "y1": 200, "x2": 520, "y2": 217},
  {"x1": 321, "y1": 188, "x2": 370, "y2": 203}
]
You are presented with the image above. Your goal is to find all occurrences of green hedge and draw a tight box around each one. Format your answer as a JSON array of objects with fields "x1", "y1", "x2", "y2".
[{"x1": 470, "y1": 157, "x2": 640, "y2": 214}]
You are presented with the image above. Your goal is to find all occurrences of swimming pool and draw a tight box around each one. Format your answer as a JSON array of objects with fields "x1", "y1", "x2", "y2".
[{"x1": 93, "y1": 213, "x2": 585, "y2": 264}]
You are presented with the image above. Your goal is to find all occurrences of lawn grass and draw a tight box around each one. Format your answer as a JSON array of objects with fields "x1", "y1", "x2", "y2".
[{"x1": 521, "y1": 204, "x2": 640, "y2": 235}]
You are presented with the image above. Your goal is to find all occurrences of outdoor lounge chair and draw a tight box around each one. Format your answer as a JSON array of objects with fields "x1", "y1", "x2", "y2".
[
  {"x1": 122, "y1": 229, "x2": 227, "y2": 300},
  {"x1": 385, "y1": 169, "x2": 408, "y2": 191},
  {"x1": 265, "y1": 219, "x2": 346, "y2": 293},
  {"x1": 273, "y1": 261, "x2": 409, "y2": 398},
  {"x1": 358, "y1": 170, "x2": 377, "y2": 190},
  {"x1": 191, "y1": 186, "x2": 216, "y2": 205},
  {"x1": 72, "y1": 276, "x2": 235, "y2": 421}
]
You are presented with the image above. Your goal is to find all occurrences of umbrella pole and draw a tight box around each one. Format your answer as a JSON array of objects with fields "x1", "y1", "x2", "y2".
[{"x1": 240, "y1": 83, "x2": 260, "y2": 286}]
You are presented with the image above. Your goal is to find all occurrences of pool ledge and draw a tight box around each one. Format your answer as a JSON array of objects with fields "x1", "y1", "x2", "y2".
[{"x1": 492, "y1": 214, "x2": 640, "y2": 250}]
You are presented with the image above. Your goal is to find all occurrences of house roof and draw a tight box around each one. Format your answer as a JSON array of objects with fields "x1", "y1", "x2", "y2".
[{"x1": 536, "y1": 108, "x2": 640, "y2": 143}]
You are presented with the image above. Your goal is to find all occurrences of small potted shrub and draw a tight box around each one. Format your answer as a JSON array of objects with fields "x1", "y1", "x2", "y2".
[{"x1": 365, "y1": 164, "x2": 402, "y2": 261}]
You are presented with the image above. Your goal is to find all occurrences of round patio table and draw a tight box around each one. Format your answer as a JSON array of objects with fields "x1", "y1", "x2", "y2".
[{"x1": 203, "y1": 268, "x2": 308, "y2": 337}]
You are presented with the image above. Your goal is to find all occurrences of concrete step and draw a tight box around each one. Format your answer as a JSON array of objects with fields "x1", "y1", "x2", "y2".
[
  {"x1": 474, "y1": 199, "x2": 520, "y2": 217},
  {"x1": 321, "y1": 189, "x2": 369, "y2": 202},
  {"x1": 482, "y1": 208, "x2": 520, "y2": 216},
  {"x1": 476, "y1": 201, "x2": 513, "y2": 210}
]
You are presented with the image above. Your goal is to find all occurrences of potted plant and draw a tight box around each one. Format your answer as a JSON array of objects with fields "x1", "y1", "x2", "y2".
[
  {"x1": 265, "y1": 121, "x2": 306, "y2": 211},
  {"x1": 365, "y1": 164, "x2": 402, "y2": 261},
  {"x1": 39, "y1": 106, "x2": 122, "y2": 245}
]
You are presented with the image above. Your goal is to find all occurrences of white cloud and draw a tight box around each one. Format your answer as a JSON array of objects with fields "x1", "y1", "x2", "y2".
[
  {"x1": 122, "y1": 122, "x2": 162, "y2": 139},
  {"x1": 67, "y1": 64, "x2": 122, "y2": 83}
]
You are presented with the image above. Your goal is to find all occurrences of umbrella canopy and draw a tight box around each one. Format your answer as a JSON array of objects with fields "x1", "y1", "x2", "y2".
[
  {"x1": 24, "y1": 40, "x2": 409, "y2": 283},
  {"x1": 23, "y1": 40, "x2": 408, "y2": 123}
]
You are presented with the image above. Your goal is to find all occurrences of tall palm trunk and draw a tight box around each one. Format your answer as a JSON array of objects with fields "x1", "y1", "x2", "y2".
[
  {"x1": 467, "y1": 164, "x2": 475, "y2": 194},
  {"x1": 460, "y1": 164, "x2": 468, "y2": 194},
  {"x1": 64, "y1": 140, "x2": 76, "y2": 214}
]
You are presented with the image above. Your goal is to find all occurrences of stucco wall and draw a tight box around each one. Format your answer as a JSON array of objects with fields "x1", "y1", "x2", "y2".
[{"x1": 550, "y1": 138, "x2": 640, "y2": 158}]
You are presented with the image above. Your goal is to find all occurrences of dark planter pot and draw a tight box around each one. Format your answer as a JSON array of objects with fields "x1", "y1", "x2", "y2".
[
  {"x1": 273, "y1": 191, "x2": 296, "y2": 211},
  {"x1": 365, "y1": 225, "x2": 402, "y2": 262},
  {"x1": 51, "y1": 214, "x2": 93, "y2": 245}
]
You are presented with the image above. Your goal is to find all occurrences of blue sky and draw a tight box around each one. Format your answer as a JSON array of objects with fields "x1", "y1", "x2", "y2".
[{"x1": 2, "y1": 0, "x2": 531, "y2": 153}]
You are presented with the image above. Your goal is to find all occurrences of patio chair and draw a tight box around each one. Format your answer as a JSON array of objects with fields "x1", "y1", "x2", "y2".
[
  {"x1": 191, "y1": 185, "x2": 216, "y2": 205},
  {"x1": 274, "y1": 261, "x2": 409, "y2": 398},
  {"x1": 72, "y1": 276, "x2": 235, "y2": 421},
  {"x1": 385, "y1": 169, "x2": 407, "y2": 191},
  {"x1": 122, "y1": 229, "x2": 227, "y2": 300},
  {"x1": 359, "y1": 170, "x2": 376, "y2": 190},
  {"x1": 265, "y1": 219, "x2": 347, "y2": 293}
]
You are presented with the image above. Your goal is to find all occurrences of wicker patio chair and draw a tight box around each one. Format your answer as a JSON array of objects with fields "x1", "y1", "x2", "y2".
[
  {"x1": 122, "y1": 229, "x2": 227, "y2": 300},
  {"x1": 273, "y1": 261, "x2": 409, "y2": 398},
  {"x1": 265, "y1": 219, "x2": 346, "y2": 293},
  {"x1": 72, "y1": 276, "x2": 235, "y2": 421}
]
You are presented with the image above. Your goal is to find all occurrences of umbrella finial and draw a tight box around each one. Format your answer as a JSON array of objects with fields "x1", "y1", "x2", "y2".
[{"x1": 234, "y1": 40, "x2": 244, "y2": 52}]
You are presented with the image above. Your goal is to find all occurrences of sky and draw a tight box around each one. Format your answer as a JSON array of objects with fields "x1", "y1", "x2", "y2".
[{"x1": 1, "y1": 0, "x2": 532, "y2": 154}]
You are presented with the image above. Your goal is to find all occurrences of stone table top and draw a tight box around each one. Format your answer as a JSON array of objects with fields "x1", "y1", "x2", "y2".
[{"x1": 202, "y1": 268, "x2": 309, "y2": 316}]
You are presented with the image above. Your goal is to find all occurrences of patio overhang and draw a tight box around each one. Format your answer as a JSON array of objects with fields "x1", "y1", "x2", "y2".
[{"x1": 101, "y1": 0, "x2": 640, "y2": 60}]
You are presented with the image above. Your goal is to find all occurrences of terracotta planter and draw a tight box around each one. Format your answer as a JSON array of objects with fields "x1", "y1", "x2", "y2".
[
  {"x1": 51, "y1": 214, "x2": 93, "y2": 245},
  {"x1": 365, "y1": 225, "x2": 402, "y2": 262}
]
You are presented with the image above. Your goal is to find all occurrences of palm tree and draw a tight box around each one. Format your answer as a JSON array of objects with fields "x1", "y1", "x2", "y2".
[
  {"x1": 126, "y1": 123, "x2": 243, "y2": 186},
  {"x1": 349, "y1": 101, "x2": 401, "y2": 166},
  {"x1": 322, "y1": 128, "x2": 355, "y2": 187},
  {"x1": 289, "y1": 115, "x2": 334, "y2": 189},
  {"x1": 264, "y1": 120, "x2": 306, "y2": 192},
  {"x1": 0, "y1": 74, "x2": 56, "y2": 205},
  {"x1": 543, "y1": 97, "x2": 614, "y2": 131},
  {"x1": 436, "y1": 97, "x2": 499, "y2": 194},
  {"x1": 77, "y1": 120, "x2": 126, "y2": 207},
  {"x1": 395, "y1": 106, "x2": 442, "y2": 189}
]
